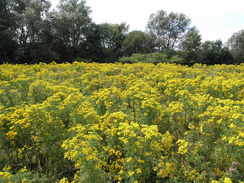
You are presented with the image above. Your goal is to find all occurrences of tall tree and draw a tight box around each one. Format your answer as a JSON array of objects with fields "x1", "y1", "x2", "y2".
[
  {"x1": 50, "y1": 0, "x2": 92, "y2": 60},
  {"x1": 97, "y1": 23, "x2": 128, "y2": 61},
  {"x1": 76, "y1": 23, "x2": 104, "y2": 61},
  {"x1": 122, "y1": 31, "x2": 154, "y2": 56},
  {"x1": 147, "y1": 10, "x2": 191, "y2": 51},
  {"x1": 200, "y1": 40, "x2": 233, "y2": 65},
  {"x1": 0, "y1": 0, "x2": 19, "y2": 63},
  {"x1": 14, "y1": 0, "x2": 51, "y2": 62},
  {"x1": 227, "y1": 30, "x2": 244, "y2": 64},
  {"x1": 180, "y1": 27, "x2": 202, "y2": 63}
]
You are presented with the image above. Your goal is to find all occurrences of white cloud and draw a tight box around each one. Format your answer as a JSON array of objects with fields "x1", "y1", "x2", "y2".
[{"x1": 50, "y1": 0, "x2": 244, "y2": 41}]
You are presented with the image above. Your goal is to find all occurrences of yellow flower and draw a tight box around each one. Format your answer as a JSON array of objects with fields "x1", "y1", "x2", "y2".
[
  {"x1": 59, "y1": 177, "x2": 69, "y2": 183},
  {"x1": 177, "y1": 139, "x2": 189, "y2": 155},
  {"x1": 18, "y1": 167, "x2": 28, "y2": 173},
  {"x1": 0, "y1": 171, "x2": 12, "y2": 178},
  {"x1": 128, "y1": 170, "x2": 134, "y2": 176},
  {"x1": 137, "y1": 159, "x2": 145, "y2": 163},
  {"x1": 224, "y1": 177, "x2": 232, "y2": 183},
  {"x1": 3, "y1": 166, "x2": 11, "y2": 172},
  {"x1": 21, "y1": 179, "x2": 30, "y2": 183},
  {"x1": 6, "y1": 131, "x2": 17, "y2": 139},
  {"x1": 135, "y1": 168, "x2": 142, "y2": 174},
  {"x1": 211, "y1": 180, "x2": 219, "y2": 183}
]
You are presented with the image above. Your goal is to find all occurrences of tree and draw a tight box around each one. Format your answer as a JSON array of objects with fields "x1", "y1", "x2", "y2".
[
  {"x1": 200, "y1": 40, "x2": 233, "y2": 65},
  {"x1": 50, "y1": 0, "x2": 92, "y2": 60},
  {"x1": 147, "y1": 10, "x2": 191, "y2": 51},
  {"x1": 16, "y1": 0, "x2": 51, "y2": 44},
  {"x1": 227, "y1": 30, "x2": 244, "y2": 64},
  {"x1": 97, "y1": 23, "x2": 128, "y2": 61},
  {"x1": 122, "y1": 31, "x2": 154, "y2": 56},
  {"x1": 14, "y1": 0, "x2": 52, "y2": 62},
  {"x1": 0, "y1": 0, "x2": 19, "y2": 63},
  {"x1": 77, "y1": 23, "x2": 104, "y2": 61},
  {"x1": 180, "y1": 27, "x2": 202, "y2": 63}
]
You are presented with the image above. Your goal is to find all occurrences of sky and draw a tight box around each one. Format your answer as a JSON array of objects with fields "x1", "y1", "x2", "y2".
[{"x1": 51, "y1": 0, "x2": 244, "y2": 42}]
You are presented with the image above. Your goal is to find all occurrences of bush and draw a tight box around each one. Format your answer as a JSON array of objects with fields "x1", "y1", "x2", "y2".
[{"x1": 119, "y1": 52, "x2": 185, "y2": 64}]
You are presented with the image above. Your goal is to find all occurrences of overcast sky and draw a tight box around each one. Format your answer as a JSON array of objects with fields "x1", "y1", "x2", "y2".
[{"x1": 51, "y1": 0, "x2": 244, "y2": 42}]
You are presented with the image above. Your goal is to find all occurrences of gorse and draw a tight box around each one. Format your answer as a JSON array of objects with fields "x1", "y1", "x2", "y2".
[{"x1": 0, "y1": 62, "x2": 243, "y2": 183}]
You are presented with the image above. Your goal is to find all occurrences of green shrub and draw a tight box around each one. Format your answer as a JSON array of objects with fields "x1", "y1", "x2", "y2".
[{"x1": 119, "y1": 52, "x2": 185, "y2": 64}]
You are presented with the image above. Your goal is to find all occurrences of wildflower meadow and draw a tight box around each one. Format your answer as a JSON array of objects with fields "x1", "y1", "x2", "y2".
[{"x1": 0, "y1": 62, "x2": 243, "y2": 183}]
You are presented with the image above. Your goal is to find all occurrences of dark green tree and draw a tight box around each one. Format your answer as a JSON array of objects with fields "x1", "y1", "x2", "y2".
[
  {"x1": 14, "y1": 0, "x2": 52, "y2": 63},
  {"x1": 50, "y1": 0, "x2": 92, "y2": 60},
  {"x1": 0, "y1": 0, "x2": 19, "y2": 63},
  {"x1": 200, "y1": 40, "x2": 233, "y2": 65},
  {"x1": 122, "y1": 31, "x2": 154, "y2": 56},
  {"x1": 227, "y1": 30, "x2": 244, "y2": 64},
  {"x1": 97, "y1": 23, "x2": 128, "y2": 61},
  {"x1": 180, "y1": 27, "x2": 202, "y2": 64},
  {"x1": 78, "y1": 23, "x2": 105, "y2": 61}
]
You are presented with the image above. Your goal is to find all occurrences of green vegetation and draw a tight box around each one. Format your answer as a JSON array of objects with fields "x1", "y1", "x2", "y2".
[
  {"x1": 0, "y1": 63, "x2": 243, "y2": 182},
  {"x1": 119, "y1": 52, "x2": 185, "y2": 64}
]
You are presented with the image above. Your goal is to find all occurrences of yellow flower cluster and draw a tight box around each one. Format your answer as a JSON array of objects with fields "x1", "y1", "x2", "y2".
[
  {"x1": 177, "y1": 139, "x2": 189, "y2": 154},
  {"x1": 0, "y1": 62, "x2": 243, "y2": 183}
]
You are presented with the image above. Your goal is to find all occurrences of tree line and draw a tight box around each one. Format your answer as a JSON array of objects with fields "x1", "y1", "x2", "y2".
[{"x1": 0, "y1": 0, "x2": 243, "y2": 64}]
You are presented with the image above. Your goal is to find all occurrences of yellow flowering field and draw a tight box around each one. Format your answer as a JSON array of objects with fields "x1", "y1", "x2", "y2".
[{"x1": 0, "y1": 62, "x2": 243, "y2": 183}]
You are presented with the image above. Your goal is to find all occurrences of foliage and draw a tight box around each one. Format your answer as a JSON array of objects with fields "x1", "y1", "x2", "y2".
[
  {"x1": 50, "y1": 0, "x2": 92, "y2": 60},
  {"x1": 119, "y1": 52, "x2": 185, "y2": 64},
  {"x1": 0, "y1": 169, "x2": 49, "y2": 183},
  {"x1": 97, "y1": 23, "x2": 129, "y2": 61},
  {"x1": 147, "y1": 10, "x2": 191, "y2": 50},
  {"x1": 0, "y1": 0, "x2": 19, "y2": 63},
  {"x1": 0, "y1": 0, "x2": 239, "y2": 64},
  {"x1": 13, "y1": 0, "x2": 52, "y2": 63},
  {"x1": 0, "y1": 62, "x2": 243, "y2": 182},
  {"x1": 122, "y1": 31, "x2": 154, "y2": 56},
  {"x1": 227, "y1": 30, "x2": 244, "y2": 64},
  {"x1": 200, "y1": 40, "x2": 234, "y2": 65},
  {"x1": 180, "y1": 27, "x2": 202, "y2": 63}
]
